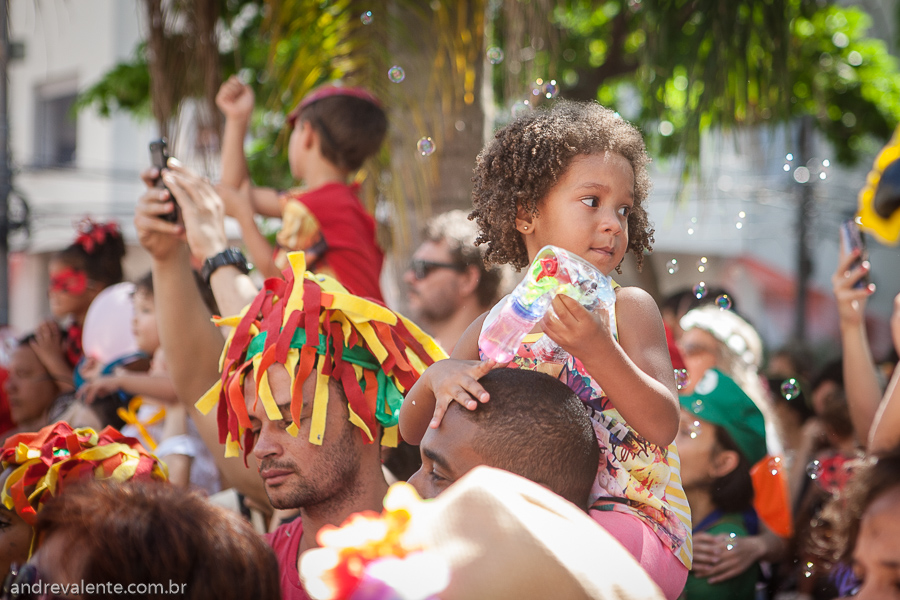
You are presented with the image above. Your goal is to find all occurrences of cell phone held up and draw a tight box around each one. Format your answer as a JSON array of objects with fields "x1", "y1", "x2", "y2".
[
  {"x1": 149, "y1": 139, "x2": 178, "y2": 223},
  {"x1": 839, "y1": 218, "x2": 870, "y2": 290}
]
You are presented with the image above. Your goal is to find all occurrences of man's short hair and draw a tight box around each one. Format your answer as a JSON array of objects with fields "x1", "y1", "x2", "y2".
[
  {"x1": 424, "y1": 210, "x2": 502, "y2": 307},
  {"x1": 454, "y1": 368, "x2": 599, "y2": 509}
]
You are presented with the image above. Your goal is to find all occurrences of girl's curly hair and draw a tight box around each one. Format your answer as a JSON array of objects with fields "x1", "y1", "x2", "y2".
[{"x1": 470, "y1": 100, "x2": 654, "y2": 270}]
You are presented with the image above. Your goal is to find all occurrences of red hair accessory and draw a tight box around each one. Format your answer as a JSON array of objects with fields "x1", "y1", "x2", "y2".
[{"x1": 73, "y1": 218, "x2": 120, "y2": 254}]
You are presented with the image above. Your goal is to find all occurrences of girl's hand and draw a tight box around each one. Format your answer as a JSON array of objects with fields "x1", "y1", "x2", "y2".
[
  {"x1": 540, "y1": 294, "x2": 614, "y2": 359},
  {"x1": 79, "y1": 357, "x2": 103, "y2": 383},
  {"x1": 691, "y1": 532, "x2": 765, "y2": 583},
  {"x1": 78, "y1": 375, "x2": 121, "y2": 404},
  {"x1": 427, "y1": 358, "x2": 502, "y2": 429},
  {"x1": 29, "y1": 320, "x2": 66, "y2": 370}
]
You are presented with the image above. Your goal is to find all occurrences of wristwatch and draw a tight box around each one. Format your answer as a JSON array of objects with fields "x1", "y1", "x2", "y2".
[{"x1": 201, "y1": 247, "x2": 250, "y2": 285}]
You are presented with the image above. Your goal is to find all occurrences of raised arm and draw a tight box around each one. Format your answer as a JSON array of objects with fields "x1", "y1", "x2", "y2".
[
  {"x1": 216, "y1": 75, "x2": 254, "y2": 190},
  {"x1": 215, "y1": 182, "x2": 281, "y2": 280},
  {"x1": 869, "y1": 292, "x2": 900, "y2": 454},
  {"x1": 832, "y1": 245, "x2": 881, "y2": 447},
  {"x1": 135, "y1": 169, "x2": 269, "y2": 508},
  {"x1": 162, "y1": 162, "x2": 261, "y2": 318},
  {"x1": 547, "y1": 286, "x2": 679, "y2": 447}
]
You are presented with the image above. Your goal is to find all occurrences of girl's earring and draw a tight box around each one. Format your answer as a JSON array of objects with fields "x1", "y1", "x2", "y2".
[{"x1": 523, "y1": 226, "x2": 528, "y2": 231}]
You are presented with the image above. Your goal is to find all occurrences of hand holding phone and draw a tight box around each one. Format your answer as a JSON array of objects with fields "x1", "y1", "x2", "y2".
[
  {"x1": 839, "y1": 218, "x2": 870, "y2": 290},
  {"x1": 149, "y1": 139, "x2": 178, "y2": 223}
]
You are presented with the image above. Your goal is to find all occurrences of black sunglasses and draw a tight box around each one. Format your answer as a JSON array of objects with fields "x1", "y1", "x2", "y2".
[
  {"x1": 1, "y1": 563, "x2": 66, "y2": 600},
  {"x1": 409, "y1": 259, "x2": 466, "y2": 280}
]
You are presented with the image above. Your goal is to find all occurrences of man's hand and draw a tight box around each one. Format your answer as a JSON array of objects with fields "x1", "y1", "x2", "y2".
[
  {"x1": 135, "y1": 168, "x2": 184, "y2": 261},
  {"x1": 215, "y1": 75, "x2": 255, "y2": 123},
  {"x1": 162, "y1": 162, "x2": 229, "y2": 262}
]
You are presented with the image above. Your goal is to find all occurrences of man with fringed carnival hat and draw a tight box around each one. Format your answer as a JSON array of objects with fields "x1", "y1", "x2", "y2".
[
  {"x1": 137, "y1": 164, "x2": 446, "y2": 600},
  {"x1": 194, "y1": 252, "x2": 445, "y2": 600}
]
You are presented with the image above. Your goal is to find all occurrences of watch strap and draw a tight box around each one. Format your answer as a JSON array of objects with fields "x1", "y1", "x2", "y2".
[{"x1": 201, "y1": 247, "x2": 250, "y2": 285}]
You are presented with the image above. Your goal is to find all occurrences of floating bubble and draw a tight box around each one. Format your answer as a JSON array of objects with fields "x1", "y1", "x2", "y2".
[
  {"x1": 511, "y1": 100, "x2": 531, "y2": 117},
  {"x1": 807, "y1": 459, "x2": 821, "y2": 480},
  {"x1": 689, "y1": 420, "x2": 702, "y2": 439},
  {"x1": 793, "y1": 166, "x2": 811, "y2": 183},
  {"x1": 738, "y1": 211, "x2": 746, "y2": 218},
  {"x1": 659, "y1": 121, "x2": 674, "y2": 136},
  {"x1": 674, "y1": 369, "x2": 689, "y2": 390},
  {"x1": 783, "y1": 163, "x2": 791, "y2": 172},
  {"x1": 786, "y1": 153, "x2": 794, "y2": 161},
  {"x1": 486, "y1": 47, "x2": 504, "y2": 64},
  {"x1": 822, "y1": 159, "x2": 830, "y2": 167},
  {"x1": 819, "y1": 172, "x2": 827, "y2": 180},
  {"x1": 697, "y1": 257, "x2": 708, "y2": 273},
  {"x1": 666, "y1": 258, "x2": 679, "y2": 274},
  {"x1": 360, "y1": 10, "x2": 373, "y2": 25},
  {"x1": 735, "y1": 221, "x2": 743, "y2": 230},
  {"x1": 715, "y1": 294, "x2": 732, "y2": 310},
  {"x1": 687, "y1": 227, "x2": 695, "y2": 235},
  {"x1": 768, "y1": 456, "x2": 782, "y2": 476},
  {"x1": 417, "y1": 137, "x2": 435, "y2": 156},
  {"x1": 543, "y1": 79, "x2": 559, "y2": 99},
  {"x1": 804, "y1": 561, "x2": 815, "y2": 578},
  {"x1": 781, "y1": 378, "x2": 800, "y2": 400},
  {"x1": 531, "y1": 78, "x2": 543, "y2": 96},
  {"x1": 691, "y1": 399, "x2": 704, "y2": 414},
  {"x1": 387, "y1": 65, "x2": 405, "y2": 83},
  {"x1": 692, "y1": 282, "x2": 708, "y2": 299}
]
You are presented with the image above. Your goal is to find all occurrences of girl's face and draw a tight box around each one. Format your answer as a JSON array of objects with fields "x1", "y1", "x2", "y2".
[
  {"x1": 520, "y1": 152, "x2": 634, "y2": 276},
  {"x1": 47, "y1": 260, "x2": 95, "y2": 320},
  {"x1": 0, "y1": 505, "x2": 32, "y2": 575},
  {"x1": 674, "y1": 410, "x2": 719, "y2": 491},
  {"x1": 853, "y1": 486, "x2": 900, "y2": 599},
  {"x1": 677, "y1": 328, "x2": 720, "y2": 394},
  {"x1": 131, "y1": 289, "x2": 160, "y2": 356}
]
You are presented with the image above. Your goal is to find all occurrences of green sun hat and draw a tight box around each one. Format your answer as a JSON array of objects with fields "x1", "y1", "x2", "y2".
[{"x1": 680, "y1": 368, "x2": 767, "y2": 464}]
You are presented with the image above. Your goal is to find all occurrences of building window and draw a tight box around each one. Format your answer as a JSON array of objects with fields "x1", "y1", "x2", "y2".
[{"x1": 34, "y1": 85, "x2": 77, "y2": 168}]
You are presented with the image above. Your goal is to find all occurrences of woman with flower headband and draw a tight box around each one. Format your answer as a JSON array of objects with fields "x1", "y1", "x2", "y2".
[{"x1": 29, "y1": 219, "x2": 126, "y2": 397}]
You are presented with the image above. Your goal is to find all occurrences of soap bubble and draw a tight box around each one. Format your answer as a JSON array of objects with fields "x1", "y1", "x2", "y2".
[
  {"x1": 543, "y1": 79, "x2": 559, "y2": 98},
  {"x1": 486, "y1": 47, "x2": 504, "y2": 64},
  {"x1": 804, "y1": 561, "x2": 815, "y2": 578},
  {"x1": 666, "y1": 259, "x2": 679, "y2": 274},
  {"x1": 360, "y1": 11, "x2": 373, "y2": 25},
  {"x1": 531, "y1": 79, "x2": 543, "y2": 96},
  {"x1": 692, "y1": 282, "x2": 708, "y2": 299},
  {"x1": 781, "y1": 378, "x2": 800, "y2": 400},
  {"x1": 768, "y1": 456, "x2": 782, "y2": 476},
  {"x1": 715, "y1": 294, "x2": 732, "y2": 310},
  {"x1": 511, "y1": 100, "x2": 531, "y2": 117},
  {"x1": 725, "y1": 532, "x2": 737, "y2": 551},
  {"x1": 691, "y1": 399, "x2": 704, "y2": 414},
  {"x1": 688, "y1": 420, "x2": 702, "y2": 439},
  {"x1": 417, "y1": 137, "x2": 435, "y2": 156},
  {"x1": 697, "y1": 257, "x2": 708, "y2": 273},
  {"x1": 387, "y1": 66, "x2": 405, "y2": 83},
  {"x1": 674, "y1": 369, "x2": 689, "y2": 390},
  {"x1": 807, "y1": 459, "x2": 821, "y2": 480}
]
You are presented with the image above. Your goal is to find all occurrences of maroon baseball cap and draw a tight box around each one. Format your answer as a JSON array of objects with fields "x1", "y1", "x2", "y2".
[{"x1": 286, "y1": 83, "x2": 381, "y2": 129}]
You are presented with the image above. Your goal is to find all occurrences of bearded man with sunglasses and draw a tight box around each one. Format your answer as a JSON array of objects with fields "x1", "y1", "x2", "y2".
[{"x1": 404, "y1": 210, "x2": 503, "y2": 353}]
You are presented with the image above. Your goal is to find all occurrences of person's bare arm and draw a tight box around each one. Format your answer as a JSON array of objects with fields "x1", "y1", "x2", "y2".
[
  {"x1": 216, "y1": 75, "x2": 254, "y2": 190},
  {"x1": 832, "y1": 245, "x2": 880, "y2": 446},
  {"x1": 79, "y1": 373, "x2": 177, "y2": 405},
  {"x1": 215, "y1": 182, "x2": 281, "y2": 280},
  {"x1": 163, "y1": 163, "x2": 261, "y2": 318},
  {"x1": 551, "y1": 287, "x2": 679, "y2": 447},
  {"x1": 868, "y1": 292, "x2": 900, "y2": 454},
  {"x1": 135, "y1": 169, "x2": 269, "y2": 508},
  {"x1": 399, "y1": 313, "x2": 489, "y2": 445}
]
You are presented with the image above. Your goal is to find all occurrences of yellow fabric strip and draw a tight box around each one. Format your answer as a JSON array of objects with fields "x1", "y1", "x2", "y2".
[
  {"x1": 195, "y1": 381, "x2": 223, "y2": 415},
  {"x1": 397, "y1": 315, "x2": 449, "y2": 361},
  {"x1": 308, "y1": 362, "x2": 330, "y2": 445},
  {"x1": 352, "y1": 321, "x2": 389, "y2": 363},
  {"x1": 382, "y1": 425, "x2": 398, "y2": 448},
  {"x1": 283, "y1": 254, "x2": 308, "y2": 323},
  {"x1": 347, "y1": 405, "x2": 374, "y2": 443}
]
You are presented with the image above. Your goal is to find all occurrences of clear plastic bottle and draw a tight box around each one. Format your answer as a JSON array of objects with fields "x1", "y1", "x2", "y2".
[{"x1": 479, "y1": 245, "x2": 616, "y2": 363}]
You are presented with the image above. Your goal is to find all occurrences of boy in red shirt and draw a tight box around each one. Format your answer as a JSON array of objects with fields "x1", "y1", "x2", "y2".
[{"x1": 215, "y1": 76, "x2": 386, "y2": 302}]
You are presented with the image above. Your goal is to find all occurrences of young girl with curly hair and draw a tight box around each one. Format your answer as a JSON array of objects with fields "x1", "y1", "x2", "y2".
[{"x1": 400, "y1": 100, "x2": 689, "y2": 598}]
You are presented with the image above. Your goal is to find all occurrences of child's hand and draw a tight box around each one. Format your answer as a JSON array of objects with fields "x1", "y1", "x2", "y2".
[
  {"x1": 541, "y1": 294, "x2": 614, "y2": 359},
  {"x1": 79, "y1": 356, "x2": 103, "y2": 383},
  {"x1": 215, "y1": 75, "x2": 255, "y2": 122},
  {"x1": 29, "y1": 320, "x2": 65, "y2": 370},
  {"x1": 78, "y1": 375, "x2": 121, "y2": 404},
  {"x1": 427, "y1": 358, "x2": 502, "y2": 429}
]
